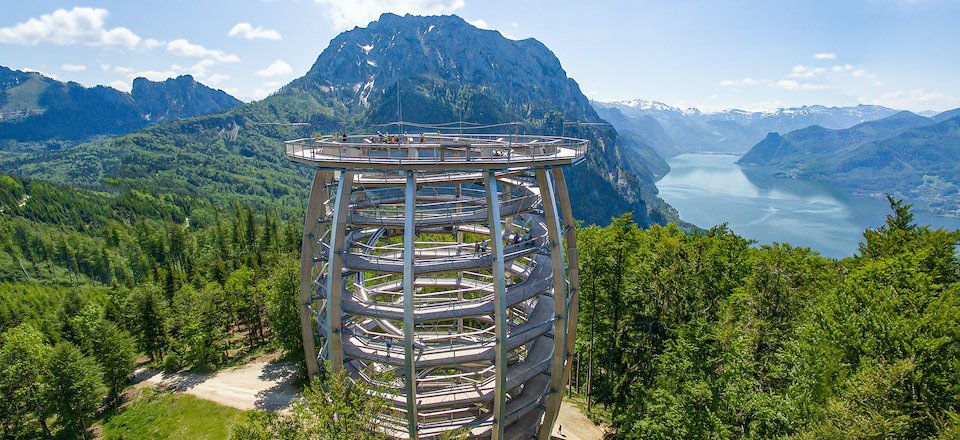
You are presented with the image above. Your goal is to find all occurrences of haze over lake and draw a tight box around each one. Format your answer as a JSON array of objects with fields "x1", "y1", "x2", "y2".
[{"x1": 657, "y1": 154, "x2": 960, "y2": 259}]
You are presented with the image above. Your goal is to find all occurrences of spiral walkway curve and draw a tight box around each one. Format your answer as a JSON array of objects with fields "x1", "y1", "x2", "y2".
[{"x1": 290, "y1": 133, "x2": 584, "y2": 439}]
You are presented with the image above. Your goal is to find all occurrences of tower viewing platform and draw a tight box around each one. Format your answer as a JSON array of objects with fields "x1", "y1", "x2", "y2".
[
  {"x1": 290, "y1": 131, "x2": 583, "y2": 440},
  {"x1": 285, "y1": 133, "x2": 587, "y2": 171}
]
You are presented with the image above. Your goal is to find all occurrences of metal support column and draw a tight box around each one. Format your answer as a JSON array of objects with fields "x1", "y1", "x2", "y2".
[
  {"x1": 299, "y1": 170, "x2": 331, "y2": 377},
  {"x1": 536, "y1": 168, "x2": 568, "y2": 439},
  {"x1": 485, "y1": 172, "x2": 508, "y2": 440},
  {"x1": 403, "y1": 171, "x2": 419, "y2": 439},
  {"x1": 554, "y1": 167, "x2": 581, "y2": 407},
  {"x1": 503, "y1": 182, "x2": 514, "y2": 235},
  {"x1": 456, "y1": 182, "x2": 464, "y2": 335},
  {"x1": 325, "y1": 170, "x2": 354, "y2": 373}
]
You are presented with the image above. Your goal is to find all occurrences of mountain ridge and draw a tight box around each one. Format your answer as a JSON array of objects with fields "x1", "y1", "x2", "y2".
[
  {"x1": 0, "y1": 13, "x2": 683, "y2": 227},
  {"x1": 737, "y1": 110, "x2": 933, "y2": 168},
  {"x1": 594, "y1": 99, "x2": 901, "y2": 156},
  {"x1": 738, "y1": 111, "x2": 960, "y2": 214},
  {"x1": 0, "y1": 67, "x2": 242, "y2": 143}
]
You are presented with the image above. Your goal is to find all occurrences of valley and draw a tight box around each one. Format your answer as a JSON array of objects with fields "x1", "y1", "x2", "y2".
[
  {"x1": 657, "y1": 153, "x2": 960, "y2": 258},
  {"x1": 2, "y1": 6, "x2": 960, "y2": 440}
]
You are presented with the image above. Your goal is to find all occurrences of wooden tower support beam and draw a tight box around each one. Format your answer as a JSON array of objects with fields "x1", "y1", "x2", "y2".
[
  {"x1": 553, "y1": 167, "x2": 581, "y2": 394},
  {"x1": 299, "y1": 170, "x2": 332, "y2": 377},
  {"x1": 536, "y1": 168, "x2": 568, "y2": 439},
  {"x1": 485, "y1": 171, "x2": 508, "y2": 440},
  {"x1": 325, "y1": 170, "x2": 355, "y2": 373}
]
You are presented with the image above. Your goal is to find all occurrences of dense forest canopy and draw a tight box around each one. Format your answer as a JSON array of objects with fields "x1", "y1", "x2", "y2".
[
  {"x1": 571, "y1": 197, "x2": 960, "y2": 439},
  {"x1": 0, "y1": 12, "x2": 957, "y2": 439},
  {"x1": 3, "y1": 154, "x2": 958, "y2": 439}
]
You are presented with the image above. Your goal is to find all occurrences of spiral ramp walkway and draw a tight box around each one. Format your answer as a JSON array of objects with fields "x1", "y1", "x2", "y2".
[{"x1": 292, "y1": 133, "x2": 583, "y2": 439}]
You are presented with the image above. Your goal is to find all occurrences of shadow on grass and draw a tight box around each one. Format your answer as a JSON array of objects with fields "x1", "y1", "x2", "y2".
[
  {"x1": 255, "y1": 361, "x2": 300, "y2": 410},
  {"x1": 131, "y1": 367, "x2": 209, "y2": 392}
]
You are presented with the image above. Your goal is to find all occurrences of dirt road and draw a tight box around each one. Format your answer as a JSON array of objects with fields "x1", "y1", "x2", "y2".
[
  {"x1": 133, "y1": 360, "x2": 299, "y2": 411},
  {"x1": 134, "y1": 360, "x2": 602, "y2": 439}
]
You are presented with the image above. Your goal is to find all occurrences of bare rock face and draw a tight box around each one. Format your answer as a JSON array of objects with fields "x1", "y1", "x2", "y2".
[{"x1": 292, "y1": 13, "x2": 596, "y2": 121}]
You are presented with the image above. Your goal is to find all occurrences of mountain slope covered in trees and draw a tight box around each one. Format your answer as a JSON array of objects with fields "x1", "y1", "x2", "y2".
[
  {"x1": 571, "y1": 200, "x2": 960, "y2": 438},
  {"x1": 739, "y1": 112, "x2": 960, "y2": 214},
  {"x1": 0, "y1": 67, "x2": 242, "y2": 144},
  {"x1": 1, "y1": 14, "x2": 681, "y2": 227}
]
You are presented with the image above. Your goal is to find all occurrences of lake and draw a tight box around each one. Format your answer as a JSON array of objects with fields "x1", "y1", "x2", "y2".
[{"x1": 656, "y1": 153, "x2": 960, "y2": 259}]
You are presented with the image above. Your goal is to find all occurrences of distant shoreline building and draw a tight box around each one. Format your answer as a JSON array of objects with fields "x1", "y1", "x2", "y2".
[{"x1": 288, "y1": 129, "x2": 585, "y2": 439}]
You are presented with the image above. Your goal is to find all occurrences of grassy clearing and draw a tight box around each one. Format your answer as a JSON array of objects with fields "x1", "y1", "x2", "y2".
[{"x1": 100, "y1": 388, "x2": 246, "y2": 440}]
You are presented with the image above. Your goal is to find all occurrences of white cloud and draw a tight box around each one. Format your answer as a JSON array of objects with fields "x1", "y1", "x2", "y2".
[
  {"x1": 166, "y1": 39, "x2": 240, "y2": 63},
  {"x1": 864, "y1": 89, "x2": 960, "y2": 112},
  {"x1": 256, "y1": 59, "x2": 294, "y2": 77},
  {"x1": 770, "y1": 80, "x2": 800, "y2": 90},
  {"x1": 263, "y1": 81, "x2": 282, "y2": 87},
  {"x1": 107, "y1": 79, "x2": 131, "y2": 92},
  {"x1": 21, "y1": 68, "x2": 59, "y2": 81},
  {"x1": 0, "y1": 7, "x2": 141, "y2": 49},
  {"x1": 113, "y1": 66, "x2": 135, "y2": 74},
  {"x1": 187, "y1": 59, "x2": 216, "y2": 77},
  {"x1": 832, "y1": 64, "x2": 854, "y2": 72},
  {"x1": 222, "y1": 87, "x2": 244, "y2": 100},
  {"x1": 207, "y1": 73, "x2": 230, "y2": 84},
  {"x1": 467, "y1": 19, "x2": 491, "y2": 29},
  {"x1": 813, "y1": 52, "x2": 836, "y2": 60},
  {"x1": 720, "y1": 78, "x2": 759, "y2": 87},
  {"x1": 787, "y1": 64, "x2": 827, "y2": 79},
  {"x1": 228, "y1": 22, "x2": 282, "y2": 40},
  {"x1": 61, "y1": 64, "x2": 87, "y2": 72},
  {"x1": 131, "y1": 70, "x2": 179, "y2": 81},
  {"x1": 143, "y1": 38, "x2": 163, "y2": 49},
  {"x1": 852, "y1": 69, "x2": 869, "y2": 78},
  {"x1": 466, "y1": 18, "x2": 518, "y2": 39},
  {"x1": 253, "y1": 88, "x2": 275, "y2": 100},
  {"x1": 313, "y1": 0, "x2": 465, "y2": 31},
  {"x1": 769, "y1": 80, "x2": 830, "y2": 91}
]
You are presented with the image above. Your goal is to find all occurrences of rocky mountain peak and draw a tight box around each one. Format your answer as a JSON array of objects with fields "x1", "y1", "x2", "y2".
[{"x1": 290, "y1": 13, "x2": 597, "y2": 120}]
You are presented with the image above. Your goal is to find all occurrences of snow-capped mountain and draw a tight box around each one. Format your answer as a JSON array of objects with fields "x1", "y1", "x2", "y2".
[
  {"x1": 593, "y1": 99, "x2": 900, "y2": 156},
  {"x1": 610, "y1": 99, "x2": 683, "y2": 113}
]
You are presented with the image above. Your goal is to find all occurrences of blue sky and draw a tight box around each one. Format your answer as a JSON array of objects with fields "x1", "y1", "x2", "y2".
[{"x1": 2, "y1": 0, "x2": 959, "y2": 112}]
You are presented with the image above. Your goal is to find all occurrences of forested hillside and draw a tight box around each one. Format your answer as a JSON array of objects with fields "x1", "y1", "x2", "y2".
[
  {"x1": 739, "y1": 112, "x2": 960, "y2": 215},
  {"x1": 0, "y1": 13, "x2": 683, "y2": 228},
  {"x1": 0, "y1": 67, "x2": 242, "y2": 144},
  {"x1": 571, "y1": 198, "x2": 960, "y2": 439},
  {"x1": 4, "y1": 166, "x2": 959, "y2": 439},
  {"x1": 1, "y1": 11, "x2": 958, "y2": 440},
  {"x1": 1, "y1": 170, "x2": 307, "y2": 438}
]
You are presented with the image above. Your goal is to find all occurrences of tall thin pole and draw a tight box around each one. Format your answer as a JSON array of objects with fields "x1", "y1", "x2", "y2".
[
  {"x1": 402, "y1": 171, "x2": 419, "y2": 439},
  {"x1": 485, "y1": 172, "x2": 507, "y2": 440}
]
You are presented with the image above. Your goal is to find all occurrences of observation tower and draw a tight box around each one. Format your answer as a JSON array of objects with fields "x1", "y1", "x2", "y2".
[{"x1": 288, "y1": 127, "x2": 584, "y2": 439}]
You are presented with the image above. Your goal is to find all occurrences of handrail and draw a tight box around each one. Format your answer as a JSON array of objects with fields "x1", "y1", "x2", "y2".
[{"x1": 284, "y1": 133, "x2": 588, "y2": 169}]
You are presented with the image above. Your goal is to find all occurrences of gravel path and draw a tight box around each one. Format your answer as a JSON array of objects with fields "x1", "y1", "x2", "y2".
[
  {"x1": 132, "y1": 360, "x2": 299, "y2": 411},
  {"x1": 134, "y1": 360, "x2": 602, "y2": 439}
]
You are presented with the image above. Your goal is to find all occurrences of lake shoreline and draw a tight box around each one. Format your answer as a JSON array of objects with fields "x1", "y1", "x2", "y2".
[{"x1": 655, "y1": 153, "x2": 960, "y2": 259}]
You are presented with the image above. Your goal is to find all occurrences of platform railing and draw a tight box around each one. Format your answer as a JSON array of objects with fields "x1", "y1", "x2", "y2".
[{"x1": 285, "y1": 133, "x2": 588, "y2": 167}]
